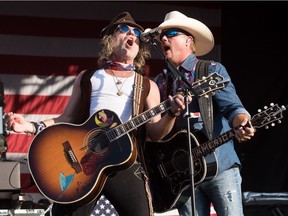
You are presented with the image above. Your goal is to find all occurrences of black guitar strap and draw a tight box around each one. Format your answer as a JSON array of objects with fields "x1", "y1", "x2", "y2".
[{"x1": 195, "y1": 60, "x2": 214, "y2": 140}]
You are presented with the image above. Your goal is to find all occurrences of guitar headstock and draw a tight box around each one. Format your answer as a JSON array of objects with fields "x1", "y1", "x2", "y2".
[
  {"x1": 251, "y1": 103, "x2": 287, "y2": 129},
  {"x1": 191, "y1": 72, "x2": 230, "y2": 97}
]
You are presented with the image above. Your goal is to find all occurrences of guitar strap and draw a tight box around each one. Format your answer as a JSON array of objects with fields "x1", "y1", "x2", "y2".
[
  {"x1": 132, "y1": 72, "x2": 143, "y2": 116},
  {"x1": 133, "y1": 72, "x2": 154, "y2": 216},
  {"x1": 195, "y1": 60, "x2": 214, "y2": 140},
  {"x1": 131, "y1": 72, "x2": 149, "y2": 160}
]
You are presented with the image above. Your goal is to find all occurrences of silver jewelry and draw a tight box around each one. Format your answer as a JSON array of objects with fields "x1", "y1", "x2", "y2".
[{"x1": 111, "y1": 70, "x2": 128, "y2": 96}]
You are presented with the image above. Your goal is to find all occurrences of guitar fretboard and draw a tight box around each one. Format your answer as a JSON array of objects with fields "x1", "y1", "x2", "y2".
[
  {"x1": 191, "y1": 130, "x2": 235, "y2": 159},
  {"x1": 106, "y1": 99, "x2": 172, "y2": 142}
]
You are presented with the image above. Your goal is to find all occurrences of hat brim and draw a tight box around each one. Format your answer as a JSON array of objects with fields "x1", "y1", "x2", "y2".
[{"x1": 158, "y1": 17, "x2": 214, "y2": 56}]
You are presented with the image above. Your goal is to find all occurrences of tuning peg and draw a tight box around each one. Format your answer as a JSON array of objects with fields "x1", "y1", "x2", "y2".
[
  {"x1": 270, "y1": 103, "x2": 275, "y2": 106},
  {"x1": 265, "y1": 125, "x2": 269, "y2": 129},
  {"x1": 258, "y1": 109, "x2": 262, "y2": 113}
]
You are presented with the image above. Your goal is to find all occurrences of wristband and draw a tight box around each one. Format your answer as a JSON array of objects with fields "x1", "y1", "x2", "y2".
[
  {"x1": 31, "y1": 121, "x2": 46, "y2": 135},
  {"x1": 168, "y1": 109, "x2": 180, "y2": 118}
]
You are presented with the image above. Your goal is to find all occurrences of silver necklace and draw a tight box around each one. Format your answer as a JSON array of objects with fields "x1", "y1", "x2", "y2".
[{"x1": 111, "y1": 71, "x2": 128, "y2": 96}]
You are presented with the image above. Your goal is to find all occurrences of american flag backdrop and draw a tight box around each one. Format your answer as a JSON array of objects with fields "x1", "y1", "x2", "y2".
[{"x1": 0, "y1": 2, "x2": 221, "y2": 215}]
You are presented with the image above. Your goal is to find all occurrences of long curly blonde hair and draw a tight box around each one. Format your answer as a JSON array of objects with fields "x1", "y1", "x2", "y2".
[{"x1": 97, "y1": 34, "x2": 151, "y2": 75}]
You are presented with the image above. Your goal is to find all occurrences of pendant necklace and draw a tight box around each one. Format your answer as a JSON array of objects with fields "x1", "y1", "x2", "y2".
[{"x1": 111, "y1": 71, "x2": 128, "y2": 96}]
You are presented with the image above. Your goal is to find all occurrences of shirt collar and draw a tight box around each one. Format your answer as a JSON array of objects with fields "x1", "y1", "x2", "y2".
[{"x1": 179, "y1": 54, "x2": 197, "y2": 72}]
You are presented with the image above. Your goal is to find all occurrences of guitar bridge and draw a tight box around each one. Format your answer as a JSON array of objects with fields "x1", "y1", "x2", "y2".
[{"x1": 62, "y1": 141, "x2": 82, "y2": 174}]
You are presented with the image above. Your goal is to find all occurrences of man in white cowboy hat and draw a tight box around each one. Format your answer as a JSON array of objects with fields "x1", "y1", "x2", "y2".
[{"x1": 153, "y1": 11, "x2": 256, "y2": 216}]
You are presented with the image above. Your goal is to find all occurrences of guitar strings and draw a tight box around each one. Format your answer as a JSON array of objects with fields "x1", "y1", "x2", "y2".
[
  {"x1": 161, "y1": 153, "x2": 189, "y2": 174},
  {"x1": 83, "y1": 132, "x2": 109, "y2": 151},
  {"x1": 161, "y1": 148, "x2": 201, "y2": 174}
]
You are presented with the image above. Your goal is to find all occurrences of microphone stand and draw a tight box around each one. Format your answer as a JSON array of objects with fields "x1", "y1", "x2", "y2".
[{"x1": 149, "y1": 39, "x2": 197, "y2": 216}]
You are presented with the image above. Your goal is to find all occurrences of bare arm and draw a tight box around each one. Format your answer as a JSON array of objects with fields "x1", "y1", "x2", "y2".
[{"x1": 145, "y1": 80, "x2": 187, "y2": 141}]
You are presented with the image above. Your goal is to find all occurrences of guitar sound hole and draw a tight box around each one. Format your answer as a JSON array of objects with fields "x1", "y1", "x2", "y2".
[
  {"x1": 88, "y1": 129, "x2": 110, "y2": 153},
  {"x1": 172, "y1": 149, "x2": 189, "y2": 173}
]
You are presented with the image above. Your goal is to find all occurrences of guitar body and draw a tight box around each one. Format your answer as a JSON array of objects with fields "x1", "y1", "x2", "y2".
[
  {"x1": 144, "y1": 130, "x2": 217, "y2": 213},
  {"x1": 28, "y1": 109, "x2": 136, "y2": 206}
]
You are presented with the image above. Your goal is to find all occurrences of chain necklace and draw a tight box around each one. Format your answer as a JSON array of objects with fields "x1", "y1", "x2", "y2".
[{"x1": 111, "y1": 70, "x2": 129, "y2": 96}]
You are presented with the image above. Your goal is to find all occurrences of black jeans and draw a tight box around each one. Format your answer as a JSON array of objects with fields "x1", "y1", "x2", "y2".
[{"x1": 52, "y1": 162, "x2": 151, "y2": 216}]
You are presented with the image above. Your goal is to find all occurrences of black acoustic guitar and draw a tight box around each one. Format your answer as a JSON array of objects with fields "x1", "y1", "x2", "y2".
[{"x1": 144, "y1": 103, "x2": 287, "y2": 213}]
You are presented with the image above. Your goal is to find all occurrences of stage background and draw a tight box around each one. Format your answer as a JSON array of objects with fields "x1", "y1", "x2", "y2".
[{"x1": 0, "y1": 2, "x2": 287, "y2": 215}]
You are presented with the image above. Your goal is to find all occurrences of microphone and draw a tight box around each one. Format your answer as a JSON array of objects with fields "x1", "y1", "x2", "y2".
[{"x1": 140, "y1": 28, "x2": 162, "y2": 43}]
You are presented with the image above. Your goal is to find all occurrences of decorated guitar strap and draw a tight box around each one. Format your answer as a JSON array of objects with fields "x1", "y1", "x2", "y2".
[
  {"x1": 132, "y1": 72, "x2": 143, "y2": 117},
  {"x1": 195, "y1": 60, "x2": 214, "y2": 140},
  {"x1": 132, "y1": 72, "x2": 154, "y2": 215}
]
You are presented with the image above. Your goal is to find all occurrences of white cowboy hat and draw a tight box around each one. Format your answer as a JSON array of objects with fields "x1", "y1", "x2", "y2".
[{"x1": 158, "y1": 11, "x2": 214, "y2": 56}]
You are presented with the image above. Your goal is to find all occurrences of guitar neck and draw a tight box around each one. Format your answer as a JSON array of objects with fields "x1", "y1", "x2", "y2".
[
  {"x1": 190, "y1": 112, "x2": 263, "y2": 159},
  {"x1": 190, "y1": 103, "x2": 288, "y2": 159},
  {"x1": 107, "y1": 96, "x2": 175, "y2": 142},
  {"x1": 191, "y1": 130, "x2": 235, "y2": 159}
]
